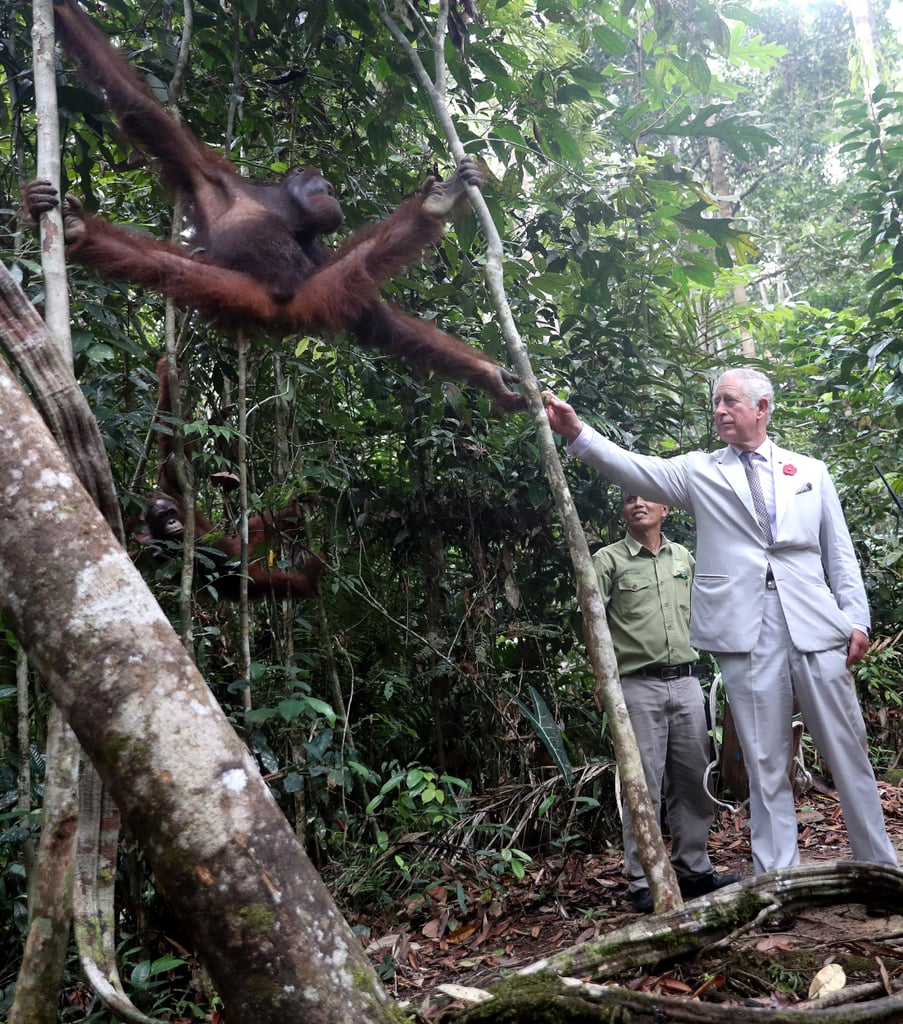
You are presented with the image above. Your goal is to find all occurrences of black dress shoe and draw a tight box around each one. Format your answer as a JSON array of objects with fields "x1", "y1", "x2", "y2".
[
  {"x1": 679, "y1": 870, "x2": 741, "y2": 899},
  {"x1": 762, "y1": 913, "x2": 796, "y2": 933},
  {"x1": 630, "y1": 889, "x2": 654, "y2": 914}
]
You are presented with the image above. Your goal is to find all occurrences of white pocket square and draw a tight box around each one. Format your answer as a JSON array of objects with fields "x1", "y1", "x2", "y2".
[{"x1": 795, "y1": 482, "x2": 813, "y2": 494}]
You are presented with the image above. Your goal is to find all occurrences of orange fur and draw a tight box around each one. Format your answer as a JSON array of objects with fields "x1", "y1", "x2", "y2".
[{"x1": 37, "y1": 0, "x2": 526, "y2": 413}]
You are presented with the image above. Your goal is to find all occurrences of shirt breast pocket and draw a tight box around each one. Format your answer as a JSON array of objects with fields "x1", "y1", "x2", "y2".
[{"x1": 616, "y1": 574, "x2": 651, "y2": 610}]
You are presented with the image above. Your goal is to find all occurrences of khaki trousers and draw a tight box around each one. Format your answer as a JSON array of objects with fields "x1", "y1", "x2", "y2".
[{"x1": 620, "y1": 672, "x2": 716, "y2": 894}]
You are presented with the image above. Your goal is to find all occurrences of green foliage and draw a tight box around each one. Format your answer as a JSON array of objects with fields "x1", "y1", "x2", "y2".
[
  {"x1": 366, "y1": 764, "x2": 470, "y2": 831},
  {"x1": 510, "y1": 685, "x2": 574, "y2": 785},
  {"x1": 117, "y1": 944, "x2": 222, "y2": 1019},
  {"x1": 489, "y1": 846, "x2": 533, "y2": 880},
  {"x1": 768, "y1": 961, "x2": 807, "y2": 997}
]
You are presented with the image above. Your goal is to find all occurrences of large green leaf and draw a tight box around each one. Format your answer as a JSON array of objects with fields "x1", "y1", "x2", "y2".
[{"x1": 511, "y1": 687, "x2": 574, "y2": 786}]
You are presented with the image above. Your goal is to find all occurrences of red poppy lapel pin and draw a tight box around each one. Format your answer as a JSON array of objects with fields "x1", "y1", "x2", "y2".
[{"x1": 783, "y1": 463, "x2": 797, "y2": 476}]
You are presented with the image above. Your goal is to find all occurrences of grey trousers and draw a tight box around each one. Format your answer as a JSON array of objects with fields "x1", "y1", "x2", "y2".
[
  {"x1": 717, "y1": 589, "x2": 897, "y2": 874},
  {"x1": 620, "y1": 672, "x2": 716, "y2": 894}
]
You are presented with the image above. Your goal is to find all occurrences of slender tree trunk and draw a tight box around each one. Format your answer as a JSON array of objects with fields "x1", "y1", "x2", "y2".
[
  {"x1": 376, "y1": 0, "x2": 680, "y2": 913},
  {"x1": 12, "y1": 5, "x2": 83, "y2": 1018},
  {"x1": 846, "y1": 0, "x2": 881, "y2": 110},
  {"x1": 706, "y1": 131, "x2": 754, "y2": 357},
  {"x1": 10, "y1": 705, "x2": 78, "y2": 1024},
  {"x1": 30, "y1": 0, "x2": 70, "y2": 356}
]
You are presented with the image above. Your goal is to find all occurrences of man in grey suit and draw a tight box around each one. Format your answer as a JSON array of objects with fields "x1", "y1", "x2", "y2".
[{"x1": 545, "y1": 368, "x2": 896, "y2": 890}]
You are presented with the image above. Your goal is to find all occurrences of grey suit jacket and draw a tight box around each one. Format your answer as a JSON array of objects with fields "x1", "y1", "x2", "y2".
[{"x1": 569, "y1": 426, "x2": 868, "y2": 654}]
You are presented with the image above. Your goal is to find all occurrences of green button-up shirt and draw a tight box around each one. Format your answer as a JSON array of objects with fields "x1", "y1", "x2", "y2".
[{"x1": 592, "y1": 533, "x2": 698, "y2": 676}]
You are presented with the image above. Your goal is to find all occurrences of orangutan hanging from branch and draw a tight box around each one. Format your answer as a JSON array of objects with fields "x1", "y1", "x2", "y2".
[{"x1": 27, "y1": 0, "x2": 526, "y2": 413}]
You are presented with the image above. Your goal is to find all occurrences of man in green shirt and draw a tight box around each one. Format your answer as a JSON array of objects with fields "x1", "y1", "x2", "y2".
[{"x1": 594, "y1": 493, "x2": 738, "y2": 913}]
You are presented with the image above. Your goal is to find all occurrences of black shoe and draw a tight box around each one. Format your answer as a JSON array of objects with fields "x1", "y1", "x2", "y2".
[
  {"x1": 630, "y1": 888, "x2": 654, "y2": 914},
  {"x1": 679, "y1": 870, "x2": 741, "y2": 900},
  {"x1": 762, "y1": 913, "x2": 796, "y2": 933}
]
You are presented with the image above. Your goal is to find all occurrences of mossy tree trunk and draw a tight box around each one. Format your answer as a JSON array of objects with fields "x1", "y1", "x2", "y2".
[{"x1": 0, "y1": 265, "x2": 403, "y2": 1023}]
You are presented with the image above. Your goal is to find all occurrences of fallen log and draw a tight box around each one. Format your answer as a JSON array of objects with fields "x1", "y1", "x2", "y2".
[{"x1": 457, "y1": 861, "x2": 903, "y2": 1023}]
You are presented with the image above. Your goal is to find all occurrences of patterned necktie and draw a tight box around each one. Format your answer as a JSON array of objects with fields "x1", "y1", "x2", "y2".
[{"x1": 740, "y1": 451, "x2": 774, "y2": 544}]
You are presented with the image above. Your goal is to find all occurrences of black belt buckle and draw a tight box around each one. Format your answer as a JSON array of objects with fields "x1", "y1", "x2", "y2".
[
  {"x1": 765, "y1": 567, "x2": 777, "y2": 590},
  {"x1": 638, "y1": 662, "x2": 694, "y2": 679}
]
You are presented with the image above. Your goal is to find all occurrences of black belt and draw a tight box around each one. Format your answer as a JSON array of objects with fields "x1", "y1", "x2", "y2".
[
  {"x1": 765, "y1": 567, "x2": 777, "y2": 590},
  {"x1": 635, "y1": 663, "x2": 696, "y2": 680}
]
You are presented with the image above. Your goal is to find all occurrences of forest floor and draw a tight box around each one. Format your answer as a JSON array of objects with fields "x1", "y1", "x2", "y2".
[{"x1": 356, "y1": 779, "x2": 903, "y2": 1020}]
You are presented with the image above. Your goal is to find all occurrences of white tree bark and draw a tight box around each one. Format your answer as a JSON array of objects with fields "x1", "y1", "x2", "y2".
[{"x1": 30, "y1": 0, "x2": 71, "y2": 355}]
